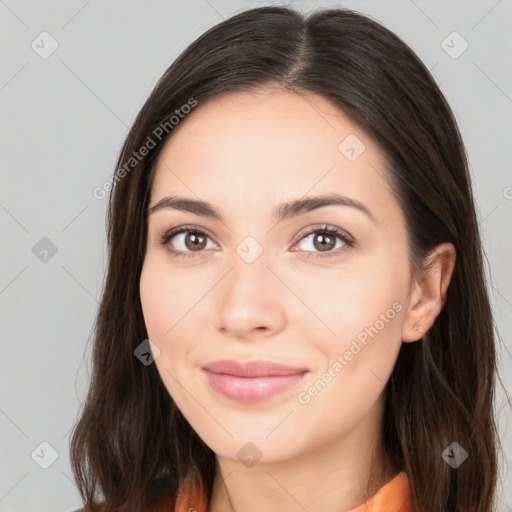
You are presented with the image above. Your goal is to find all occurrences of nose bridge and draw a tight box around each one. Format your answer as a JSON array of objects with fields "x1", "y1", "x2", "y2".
[
  {"x1": 226, "y1": 237, "x2": 273, "y2": 303},
  {"x1": 214, "y1": 236, "x2": 285, "y2": 336}
]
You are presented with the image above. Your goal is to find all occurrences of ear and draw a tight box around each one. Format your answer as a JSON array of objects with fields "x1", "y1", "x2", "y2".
[{"x1": 401, "y1": 242, "x2": 456, "y2": 343}]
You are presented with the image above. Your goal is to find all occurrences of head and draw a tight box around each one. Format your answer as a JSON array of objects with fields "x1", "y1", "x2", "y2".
[{"x1": 71, "y1": 6, "x2": 499, "y2": 512}]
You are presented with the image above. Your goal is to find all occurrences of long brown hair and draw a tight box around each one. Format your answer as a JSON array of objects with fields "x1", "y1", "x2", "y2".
[{"x1": 70, "y1": 6, "x2": 502, "y2": 511}]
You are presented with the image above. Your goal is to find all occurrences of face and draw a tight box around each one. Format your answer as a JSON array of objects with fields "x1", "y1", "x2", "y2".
[{"x1": 140, "y1": 89, "x2": 413, "y2": 464}]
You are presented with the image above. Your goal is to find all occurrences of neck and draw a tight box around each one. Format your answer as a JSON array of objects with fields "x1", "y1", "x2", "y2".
[{"x1": 208, "y1": 419, "x2": 396, "y2": 512}]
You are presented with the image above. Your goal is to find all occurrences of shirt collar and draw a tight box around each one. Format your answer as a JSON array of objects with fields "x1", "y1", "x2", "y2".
[{"x1": 172, "y1": 470, "x2": 412, "y2": 512}]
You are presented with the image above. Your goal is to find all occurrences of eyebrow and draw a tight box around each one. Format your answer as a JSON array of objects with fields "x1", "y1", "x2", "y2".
[{"x1": 147, "y1": 193, "x2": 376, "y2": 224}]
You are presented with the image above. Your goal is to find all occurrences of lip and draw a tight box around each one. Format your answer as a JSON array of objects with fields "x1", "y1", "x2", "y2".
[{"x1": 202, "y1": 359, "x2": 309, "y2": 403}]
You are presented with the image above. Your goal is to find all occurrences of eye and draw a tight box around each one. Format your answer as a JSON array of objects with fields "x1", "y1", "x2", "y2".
[
  {"x1": 292, "y1": 224, "x2": 354, "y2": 259},
  {"x1": 157, "y1": 223, "x2": 354, "y2": 260},
  {"x1": 157, "y1": 224, "x2": 216, "y2": 260}
]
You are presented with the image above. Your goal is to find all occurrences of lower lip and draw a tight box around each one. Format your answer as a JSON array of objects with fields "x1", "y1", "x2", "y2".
[{"x1": 203, "y1": 370, "x2": 308, "y2": 403}]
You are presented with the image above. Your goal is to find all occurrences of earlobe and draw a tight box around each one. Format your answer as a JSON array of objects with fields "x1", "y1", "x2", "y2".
[{"x1": 401, "y1": 242, "x2": 456, "y2": 343}]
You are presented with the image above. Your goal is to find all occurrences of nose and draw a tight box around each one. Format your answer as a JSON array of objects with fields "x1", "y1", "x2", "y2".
[{"x1": 214, "y1": 249, "x2": 286, "y2": 341}]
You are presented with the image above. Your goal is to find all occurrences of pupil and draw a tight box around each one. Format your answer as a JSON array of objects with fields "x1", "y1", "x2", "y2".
[
  {"x1": 187, "y1": 233, "x2": 205, "y2": 250},
  {"x1": 316, "y1": 234, "x2": 334, "y2": 251}
]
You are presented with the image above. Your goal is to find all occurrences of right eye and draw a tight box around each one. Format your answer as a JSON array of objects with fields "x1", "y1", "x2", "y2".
[{"x1": 158, "y1": 225, "x2": 217, "y2": 259}]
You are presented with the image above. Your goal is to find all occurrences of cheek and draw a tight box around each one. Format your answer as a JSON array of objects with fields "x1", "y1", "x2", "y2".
[
  {"x1": 293, "y1": 271, "x2": 406, "y2": 431},
  {"x1": 139, "y1": 256, "x2": 207, "y2": 385},
  {"x1": 140, "y1": 266, "x2": 170, "y2": 339},
  {"x1": 289, "y1": 256, "x2": 407, "y2": 348},
  {"x1": 140, "y1": 255, "x2": 194, "y2": 340},
  {"x1": 289, "y1": 251, "x2": 409, "y2": 408},
  {"x1": 139, "y1": 260, "x2": 191, "y2": 382},
  {"x1": 140, "y1": 261, "x2": 192, "y2": 408}
]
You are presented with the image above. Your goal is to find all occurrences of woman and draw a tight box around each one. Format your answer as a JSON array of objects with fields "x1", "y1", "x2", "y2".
[{"x1": 70, "y1": 6, "x2": 499, "y2": 512}]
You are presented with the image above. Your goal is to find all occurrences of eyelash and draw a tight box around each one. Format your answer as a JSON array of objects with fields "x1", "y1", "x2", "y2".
[{"x1": 157, "y1": 224, "x2": 354, "y2": 260}]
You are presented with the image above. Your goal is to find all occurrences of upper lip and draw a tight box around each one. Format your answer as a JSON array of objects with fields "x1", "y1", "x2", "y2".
[{"x1": 202, "y1": 359, "x2": 308, "y2": 378}]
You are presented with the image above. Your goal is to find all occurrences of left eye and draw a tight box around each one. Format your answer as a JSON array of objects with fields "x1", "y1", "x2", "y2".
[
  {"x1": 158, "y1": 224, "x2": 354, "y2": 259},
  {"x1": 294, "y1": 226, "x2": 352, "y2": 257}
]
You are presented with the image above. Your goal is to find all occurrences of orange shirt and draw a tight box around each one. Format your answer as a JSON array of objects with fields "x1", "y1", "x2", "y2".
[{"x1": 172, "y1": 471, "x2": 412, "y2": 511}]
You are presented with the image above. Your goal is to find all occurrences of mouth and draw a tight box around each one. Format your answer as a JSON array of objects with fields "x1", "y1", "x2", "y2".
[{"x1": 201, "y1": 359, "x2": 310, "y2": 403}]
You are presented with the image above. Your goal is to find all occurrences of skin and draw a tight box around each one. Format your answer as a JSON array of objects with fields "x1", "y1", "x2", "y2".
[{"x1": 139, "y1": 88, "x2": 456, "y2": 512}]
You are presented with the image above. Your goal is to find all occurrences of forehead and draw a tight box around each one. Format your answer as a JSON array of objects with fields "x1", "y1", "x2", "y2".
[{"x1": 149, "y1": 89, "x2": 395, "y2": 219}]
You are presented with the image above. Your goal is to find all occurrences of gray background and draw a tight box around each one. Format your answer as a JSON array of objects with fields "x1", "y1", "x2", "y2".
[{"x1": 1, "y1": 1, "x2": 511, "y2": 511}]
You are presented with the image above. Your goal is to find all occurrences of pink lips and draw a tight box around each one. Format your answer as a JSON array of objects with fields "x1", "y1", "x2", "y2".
[{"x1": 202, "y1": 360, "x2": 309, "y2": 403}]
